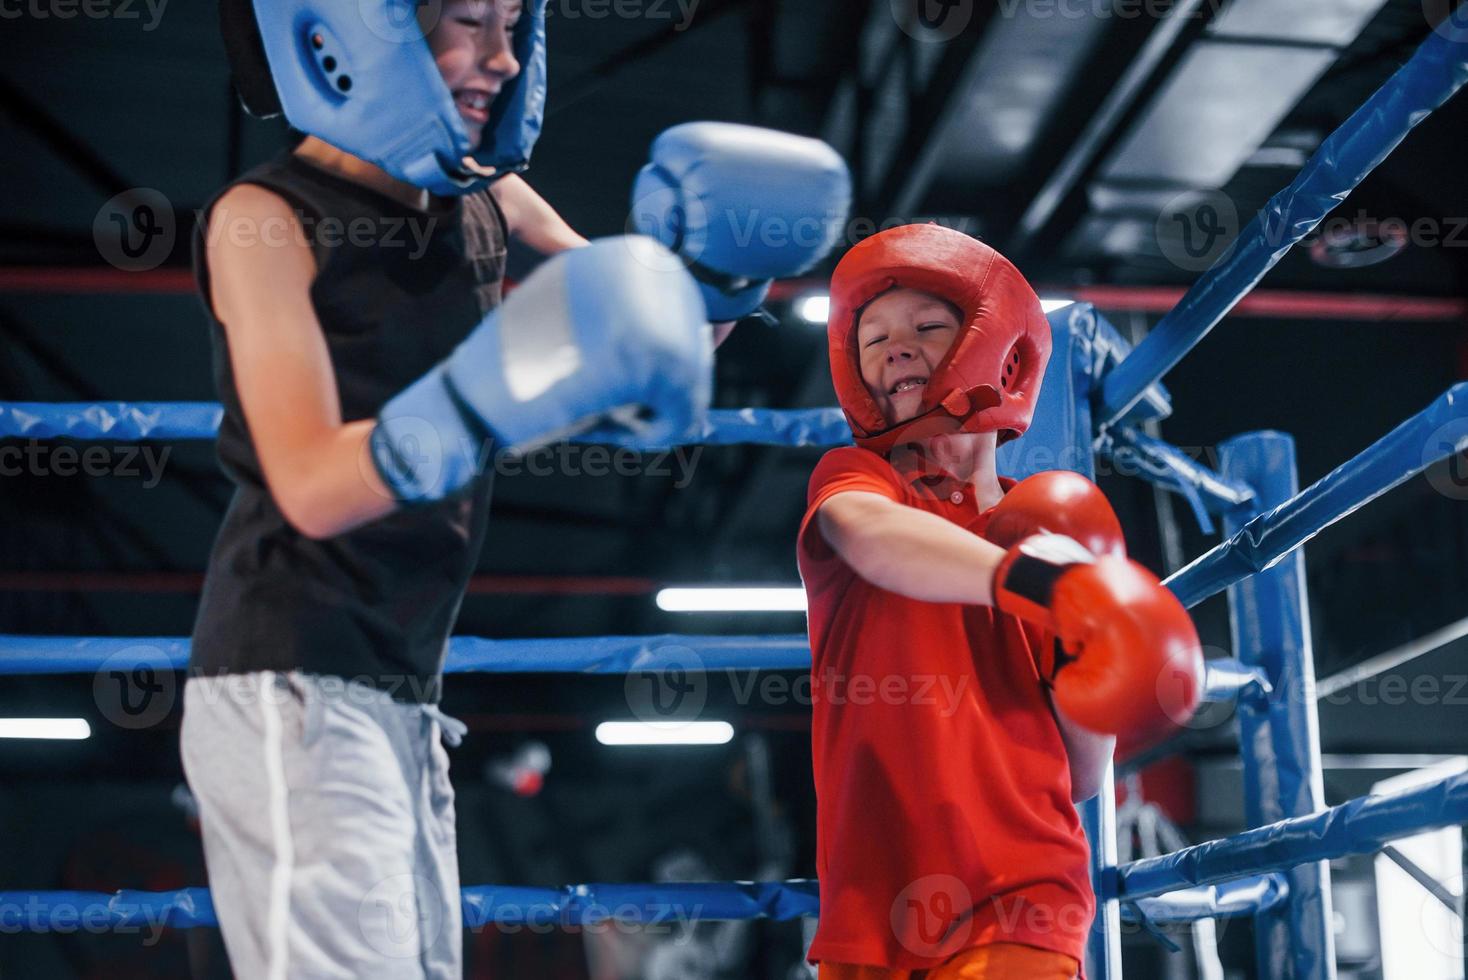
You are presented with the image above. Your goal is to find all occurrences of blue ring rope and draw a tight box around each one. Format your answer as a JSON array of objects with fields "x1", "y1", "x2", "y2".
[
  {"x1": 0, "y1": 403, "x2": 852, "y2": 448},
  {"x1": 0, "y1": 873, "x2": 1293, "y2": 932}
]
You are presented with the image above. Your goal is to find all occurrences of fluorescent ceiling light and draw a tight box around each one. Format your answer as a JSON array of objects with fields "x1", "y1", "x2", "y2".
[
  {"x1": 656, "y1": 587, "x2": 807, "y2": 612},
  {"x1": 0, "y1": 718, "x2": 91, "y2": 740},
  {"x1": 795, "y1": 293, "x2": 830, "y2": 324},
  {"x1": 595, "y1": 721, "x2": 734, "y2": 746}
]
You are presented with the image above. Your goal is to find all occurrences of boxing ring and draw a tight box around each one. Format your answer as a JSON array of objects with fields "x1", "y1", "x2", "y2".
[{"x1": 4, "y1": 8, "x2": 1468, "y2": 978}]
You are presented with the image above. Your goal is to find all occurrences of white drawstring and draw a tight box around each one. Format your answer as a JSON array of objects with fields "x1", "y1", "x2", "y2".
[{"x1": 422, "y1": 703, "x2": 467, "y2": 747}]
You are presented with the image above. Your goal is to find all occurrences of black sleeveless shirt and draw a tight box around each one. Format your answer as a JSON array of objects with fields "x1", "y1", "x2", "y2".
[{"x1": 189, "y1": 152, "x2": 506, "y2": 703}]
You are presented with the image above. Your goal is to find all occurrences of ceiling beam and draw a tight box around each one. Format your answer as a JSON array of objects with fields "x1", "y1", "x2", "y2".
[
  {"x1": 873, "y1": 21, "x2": 994, "y2": 218},
  {"x1": 1006, "y1": 0, "x2": 1214, "y2": 257},
  {"x1": 546, "y1": 0, "x2": 753, "y2": 116},
  {"x1": 0, "y1": 73, "x2": 134, "y2": 199}
]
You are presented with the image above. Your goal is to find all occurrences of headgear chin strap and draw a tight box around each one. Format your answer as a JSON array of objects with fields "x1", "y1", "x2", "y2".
[
  {"x1": 827, "y1": 223, "x2": 1052, "y2": 456},
  {"x1": 221, "y1": 0, "x2": 548, "y2": 195}
]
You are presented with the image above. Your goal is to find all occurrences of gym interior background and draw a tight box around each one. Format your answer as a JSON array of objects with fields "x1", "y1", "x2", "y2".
[{"x1": 2, "y1": 0, "x2": 1467, "y2": 976}]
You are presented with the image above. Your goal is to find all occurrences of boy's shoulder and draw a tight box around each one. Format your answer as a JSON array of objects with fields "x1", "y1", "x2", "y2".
[
  {"x1": 211, "y1": 180, "x2": 297, "y2": 221},
  {"x1": 807, "y1": 445, "x2": 905, "y2": 504},
  {"x1": 812, "y1": 444, "x2": 894, "y2": 476},
  {"x1": 204, "y1": 152, "x2": 320, "y2": 226}
]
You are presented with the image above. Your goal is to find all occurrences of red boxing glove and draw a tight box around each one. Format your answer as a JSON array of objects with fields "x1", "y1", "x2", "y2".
[
  {"x1": 985, "y1": 470, "x2": 1126, "y2": 559},
  {"x1": 987, "y1": 473, "x2": 1204, "y2": 746}
]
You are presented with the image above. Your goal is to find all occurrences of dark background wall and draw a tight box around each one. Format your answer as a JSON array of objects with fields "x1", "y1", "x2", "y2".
[{"x1": 3, "y1": 0, "x2": 1467, "y2": 976}]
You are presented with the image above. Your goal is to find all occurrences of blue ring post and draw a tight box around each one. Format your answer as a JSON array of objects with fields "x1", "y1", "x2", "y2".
[
  {"x1": 1218, "y1": 433, "x2": 1335, "y2": 979},
  {"x1": 1005, "y1": 304, "x2": 1123, "y2": 979},
  {"x1": 1082, "y1": 766, "x2": 1122, "y2": 979},
  {"x1": 1064, "y1": 307, "x2": 1120, "y2": 980}
]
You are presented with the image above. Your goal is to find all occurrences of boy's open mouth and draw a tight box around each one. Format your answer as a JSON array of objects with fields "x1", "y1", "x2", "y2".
[{"x1": 454, "y1": 87, "x2": 497, "y2": 124}]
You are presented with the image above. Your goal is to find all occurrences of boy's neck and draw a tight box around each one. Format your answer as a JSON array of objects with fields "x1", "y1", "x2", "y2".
[
  {"x1": 889, "y1": 432, "x2": 1005, "y2": 510},
  {"x1": 292, "y1": 137, "x2": 433, "y2": 211}
]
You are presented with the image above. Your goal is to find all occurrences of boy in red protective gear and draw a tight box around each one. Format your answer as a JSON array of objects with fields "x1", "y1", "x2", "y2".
[{"x1": 797, "y1": 224, "x2": 1203, "y2": 979}]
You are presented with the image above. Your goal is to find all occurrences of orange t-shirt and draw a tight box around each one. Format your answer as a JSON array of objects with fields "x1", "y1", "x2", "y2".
[{"x1": 796, "y1": 446, "x2": 1094, "y2": 970}]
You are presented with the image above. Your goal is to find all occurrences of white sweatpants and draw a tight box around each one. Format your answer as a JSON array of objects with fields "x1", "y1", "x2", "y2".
[{"x1": 180, "y1": 671, "x2": 462, "y2": 979}]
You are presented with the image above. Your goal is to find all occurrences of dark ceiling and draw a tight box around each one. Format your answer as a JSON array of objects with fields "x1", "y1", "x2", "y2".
[{"x1": 1, "y1": 5, "x2": 1467, "y2": 961}]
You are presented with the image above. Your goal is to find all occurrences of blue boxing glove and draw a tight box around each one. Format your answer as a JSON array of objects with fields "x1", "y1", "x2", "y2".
[
  {"x1": 371, "y1": 236, "x2": 712, "y2": 502},
  {"x1": 631, "y1": 122, "x2": 852, "y2": 322}
]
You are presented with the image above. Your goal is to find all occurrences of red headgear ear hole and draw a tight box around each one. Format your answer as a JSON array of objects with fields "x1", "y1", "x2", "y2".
[{"x1": 1000, "y1": 344, "x2": 1022, "y2": 391}]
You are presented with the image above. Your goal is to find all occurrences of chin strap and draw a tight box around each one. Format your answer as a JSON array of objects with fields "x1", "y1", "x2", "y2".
[
  {"x1": 853, "y1": 384, "x2": 1003, "y2": 454},
  {"x1": 458, "y1": 157, "x2": 498, "y2": 180}
]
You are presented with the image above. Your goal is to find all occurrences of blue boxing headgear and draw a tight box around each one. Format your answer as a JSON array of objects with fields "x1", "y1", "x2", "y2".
[{"x1": 221, "y1": 0, "x2": 547, "y2": 194}]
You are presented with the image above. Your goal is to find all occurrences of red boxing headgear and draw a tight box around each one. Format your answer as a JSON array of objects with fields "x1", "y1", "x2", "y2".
[{"x1": 827, "y1": 224, "x2": 1051, "y2": 454}]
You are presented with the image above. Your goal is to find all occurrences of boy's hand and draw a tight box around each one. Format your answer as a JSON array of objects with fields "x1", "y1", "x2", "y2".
[
  {"x1": 630, "y1": 122, "x2": 851, "y2": 322},
  {"x1": 985, "y1": 472, "x2": 1204, "y2": 747}
]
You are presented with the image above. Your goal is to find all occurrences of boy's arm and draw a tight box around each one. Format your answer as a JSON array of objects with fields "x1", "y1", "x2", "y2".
[
  {"x1": 208, "y1": 184, "x2": 397, "y2": 540},
  {"x1": 816, "y1": 490, "x2": 1006, "y2": 605},
  {"x1": 818, "y1": 489, "x2": 1118, "y2": 799},
  {"x1": 490, "y1": 174, "x2": 739, "y2": 348},
  {"x1": 1049, "y1": 692, "x2": 1116, "y2": 802},
  {"x1": 489, "y1": 174, "x2": 589, "y2": 255}
]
